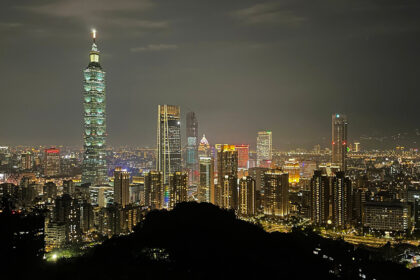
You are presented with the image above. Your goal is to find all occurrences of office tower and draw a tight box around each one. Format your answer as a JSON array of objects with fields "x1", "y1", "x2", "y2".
[
  {"x1": 221, "y1": 175, "x2": 238, "y2": 210},
  {"x1": 144, "y1": 171, "x2": 163, "y2": 210},
  {"x1": 257, "y1": 131, "x2": 272, "y2": 167},
  {"x1": 238, "y1": 176, "x2": 256, "y2": 216},
  {"x1": 216, "y1": 145, "x2": 238, "y2": 207},
  {"x1": 63, "y1": 180, "x2": 75, "y2": 196},
  {"x1": 157, "y1": 105, "x2": 181, "y2": 185},
  {"x1": 199, "y1": 156, "x2": 214, "y2": 203},
  {"x1": 332, "y1": 171, "x2": 352, "y2": 228},
  {"x1": 21, "y1": 152, "x2": 32, "y2": 170},
  {"x1": 169, "y1": 172, "x2": 188, "y2": 209},
  {"x1": 44, "y1": 148, "x2": 60, "y2": 177},
  {"x1": 332, "y1": 114, "x2": 348, "y2": 172},
  {"x1": 310, "y1": 170, "x2": 330, "y2": 225},
  {"x1": 82, "y1": 30, "x2": 107, "y2": 186},
  {"x1": 186, "y1": 112, "x2": 199, "y2": 185},
  {"x1": 283, "y1": 159, "x2": 300, "y2": 184},
  {"x1": 235, "y1": 144, "x2": 249, "y2": 169},
  {"x1": 114, "y1": 167, "x2": 130, "y2": 208},
  {"x1": 198, "y1": 134, "x2": 211, "y2": 157},
  {"x1": 263, "y1": 170, "x2": 289, "y2": 216}
]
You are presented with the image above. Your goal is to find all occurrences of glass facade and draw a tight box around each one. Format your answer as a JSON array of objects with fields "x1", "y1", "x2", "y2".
[
  {"x1": 157, "y1": 105, "x2": 182, "y2": 187},
  {"x1": 82, "y1": 37, "x2": 107, "y2": 186}
]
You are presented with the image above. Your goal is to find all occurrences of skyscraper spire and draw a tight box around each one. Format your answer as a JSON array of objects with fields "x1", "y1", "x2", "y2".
[
  {"x1": 92, "y1": 29, "x2": 96, "y2": 43},
  {"x1": 90, "y1": 29, "x2": 99, "y2": 62}
]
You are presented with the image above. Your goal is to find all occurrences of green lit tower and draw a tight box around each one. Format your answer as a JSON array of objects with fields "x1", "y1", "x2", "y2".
[{"x1": 82, "y1": 30, "x2": 107, "y2": 186}]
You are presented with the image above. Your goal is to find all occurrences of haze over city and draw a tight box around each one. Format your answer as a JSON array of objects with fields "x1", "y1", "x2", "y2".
[{"x1": 1, "y1": 0, "x2": 420, "y2": 148}]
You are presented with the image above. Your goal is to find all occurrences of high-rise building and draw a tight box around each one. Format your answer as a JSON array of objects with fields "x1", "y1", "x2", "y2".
[
  {"x1": 144, "y1": 171, "x2": 163, "y2": 210},
  {"x1": 235, "y1": 144, "x2": 249, "y2": 169},
  {"x1": 216, "y1": 145, "x2": 238, "y2": 207},
  {"x1": 310, "y1": 169, "x2": 352, "y2": 227},
  {"x1": 54, "y1": 194, "x2": 81, "y2": 243},
  {"x1": 332, "y1": 114, "x2": 348, "y2": 172},
  {"x1": 198, "y1": 156, "x2": 214, "y2": 203},
  {"x1": 263, "y1": 170, "x2": 289, "y2": 216},
  {"x1": 198, "y1": 135, "x2": 211, "y2": 157},
  {"x1": 114, "y1": 167, "x2": 130, "y2": 208},
  {"x1": 248, "y1": 167, "x2": 269, "y2": 191},
  {"x1": 21, "y1": 152, "x2": 32, "y2": 170},
  {"x1": 44, "y1": 148, "x2": 60, "y2": 177},
  {"x1": 157, "y1": 105, "x2": 181, "y2": 185},
  {"x1": 332, "y1": 171, "x2": 352, "y2": 228},
  {"x1": 186, "y1": 112, "x2": 199, "y2": 185},
  {"x1": 169, "y1": 172, "x2": 188, "y2": 209},
  {"x1": 82, "y1": 30, "x2": 107, "y2": 186},
  {"x1": 310, "y1": 170, "x2": 330, "y2": 226},
  {"x1": 257, "y1": 131, "x2": 272, "y2": 167},
  {"x1": 238, "y1": 176, "x2": 256, "y2": 216}
]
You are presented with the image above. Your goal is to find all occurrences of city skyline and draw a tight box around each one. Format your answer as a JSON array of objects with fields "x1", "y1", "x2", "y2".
[
  {"x1": 2, "y1": 2, "x2": 420, "y2": 278},
  {"x1": 1, "y1": 1, "x2": 420, "y2": 148}
]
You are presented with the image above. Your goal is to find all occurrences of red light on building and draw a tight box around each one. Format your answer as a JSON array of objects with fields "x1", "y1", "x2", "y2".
[{"x1": 46, "y1": 148, "x2": 59, "y2": 154}]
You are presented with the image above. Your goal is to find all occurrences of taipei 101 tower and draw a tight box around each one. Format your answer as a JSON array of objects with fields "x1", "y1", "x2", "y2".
[{"x1": 82, "y1": 30, "x2": 108, "y2": 186}]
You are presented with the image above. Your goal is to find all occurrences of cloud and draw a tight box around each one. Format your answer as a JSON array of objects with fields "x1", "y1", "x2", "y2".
[
  {"x1": 108, "y1": 18, "x2": 168, "y2": 29},
  {"x1": 231, "y1": 2, "x2": 305, "y2": 27},
  {"x1": 0, "y1": 22, "x2": 23, "y2": 29},
  {"x1": 26, "y1": 0, "x2": 153, "y2": 19},
  {"x1": 130, "y1": 44, "x2": 178, "y2": 52}
]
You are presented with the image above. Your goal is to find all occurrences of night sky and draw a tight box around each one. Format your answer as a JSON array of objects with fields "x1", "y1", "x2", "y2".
[{"x1": 1, "y1": 0, "x2": 419, "y2": 149}]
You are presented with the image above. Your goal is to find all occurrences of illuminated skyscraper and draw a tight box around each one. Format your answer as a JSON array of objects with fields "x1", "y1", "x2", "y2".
[
  {"x1": 198, "y1": 134, "x2": 211, "y2": 158},
  {"x1": 257, "y1": 131, "x2": 272, "y2": 167},
  {"x1": 216, "y1": 145, "x2": 238, "y2": 208},
  {"x1": 186, "y1": 112, "x2": 199, "y2": 185},
  {"x1": 235, "y1": 144, "x2": 249, "y2": 169},
  {"x1": 263, "y1": 170, "x2": 289, "y2": 216},
  {"x1": 44, "y1": 148, "x2": 60, "y2": 177},
  {"x1": 238, "y1": 176, "x2": 256, "y2": 216},
  {"x1": 169, "y1": 172, "x2": 188, "y2": 209},
  {"x1": 310, "y1": 170, "x2": 330, "y2": 225},
  {"x1": 21, "y1": 152, "x2": 32, "y2": 170},
  {"x1": 157, "y1": 105, "x2": 182, "y2": 185},
  {"x1": 198, "y1": 156, "x2": 214, "y2": 203},
  {"x1": 114, "y1": 167, "x2": 130, "y2": 208},
  {"x1": 332, "y1": 171, "x2": 352, "y2": 228},
  {"x1": 144, "y1": 171, "x2": 163, "y2": 210},
  {"x1": 310, "y1": 169, "x2": 351, "y2": 227},
  {"x1": 332, "y1": 114, "x2": 348, "y2": 172},
  {"x1": 82, "y1": 30, "x2": 107, "y2": 186}
]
